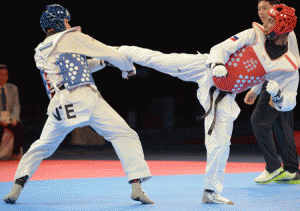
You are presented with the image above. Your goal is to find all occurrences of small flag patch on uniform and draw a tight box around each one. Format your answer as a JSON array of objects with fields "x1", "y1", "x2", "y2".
[{"x1": 230, "y1": 36, "x2": 239, "y2": 41}]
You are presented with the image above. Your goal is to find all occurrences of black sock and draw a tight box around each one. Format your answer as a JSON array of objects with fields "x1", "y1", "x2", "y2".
[
  {"x1": 204, "y1": 189, "x2": 214, "y2": 193},
  {"x1": 129, "y1": 179, "x2": 141, "y2": 184},
  {"x1": 15, "y1": 175, "x2": 29, "y2": 188}
]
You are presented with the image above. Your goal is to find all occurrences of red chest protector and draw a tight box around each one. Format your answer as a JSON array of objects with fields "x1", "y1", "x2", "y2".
[{"x1": 213, "y1": 45, "x2": 267, "y2": 94}]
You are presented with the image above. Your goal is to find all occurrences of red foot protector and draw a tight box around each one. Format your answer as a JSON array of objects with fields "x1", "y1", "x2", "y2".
[{"x1": 0, "y1": 160, "x2": 266, "y2": 182}]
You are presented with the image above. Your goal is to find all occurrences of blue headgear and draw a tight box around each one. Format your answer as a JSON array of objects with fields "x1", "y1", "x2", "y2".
[{"x1": 40, "y1": 4, "x2": 71, "y2": 33}]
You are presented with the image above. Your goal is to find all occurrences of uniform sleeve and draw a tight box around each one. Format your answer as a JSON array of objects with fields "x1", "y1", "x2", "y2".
[
  {"x1": 205, "y1": 28, "x2": 257, "y2": 68},
  {"x1": 56, "y1": 31, "x2": 135, "y2": 71},
  {"x1": 274, "y1": 70, "x2": 299, "y2": 111},
  {"x1": 288, "y1": 31, "x2": 300, "y2": 65}
]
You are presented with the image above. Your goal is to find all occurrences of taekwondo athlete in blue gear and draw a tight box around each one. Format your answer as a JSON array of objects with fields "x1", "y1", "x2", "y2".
[{"x1": 3, "y1": 4, "x2": 154, "y2": 205}]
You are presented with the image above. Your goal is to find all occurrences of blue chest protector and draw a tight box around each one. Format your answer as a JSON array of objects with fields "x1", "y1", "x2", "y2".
[{"x1": 55, "y1": 53, "x2": 95, "y2": 89}]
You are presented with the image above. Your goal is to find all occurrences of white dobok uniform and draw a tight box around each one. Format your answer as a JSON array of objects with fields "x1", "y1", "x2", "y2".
[
  {"x1": 118, "y1": 22, "x2": 299, "y2": 193},
  {"x1": 14, "y1": 27, "x2": 151, "y2": 183}
]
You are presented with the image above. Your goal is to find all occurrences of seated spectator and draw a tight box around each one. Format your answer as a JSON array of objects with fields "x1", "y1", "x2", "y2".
[{"x1": 0, "y1": 64, "x2": 25, "y2": 160}]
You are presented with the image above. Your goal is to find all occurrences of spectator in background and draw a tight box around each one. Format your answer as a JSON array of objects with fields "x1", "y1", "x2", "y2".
[{"x1": 0, "y1": 64, "x2": 25, "y2": 160}]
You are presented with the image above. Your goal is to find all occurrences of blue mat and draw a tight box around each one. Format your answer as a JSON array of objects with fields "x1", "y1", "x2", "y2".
[{"x1": 1, "y1": 173, "x2": 300, "y2": 211}]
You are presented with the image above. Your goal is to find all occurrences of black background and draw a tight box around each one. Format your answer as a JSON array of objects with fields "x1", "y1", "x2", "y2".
[{"x1": 0, "y1": 0, "x2": 299, "y2": 148}]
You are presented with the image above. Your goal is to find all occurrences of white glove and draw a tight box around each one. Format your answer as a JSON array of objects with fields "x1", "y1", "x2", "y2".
[
  {"x1": 266, "y1": 80, "x2": 280, "y2": 97},
  {"x1": 211, "y1": 63, "x2": 228, "y2": 77},
  {"x1": 267, "y1": 80, "x2": 283, "y2": 104}
]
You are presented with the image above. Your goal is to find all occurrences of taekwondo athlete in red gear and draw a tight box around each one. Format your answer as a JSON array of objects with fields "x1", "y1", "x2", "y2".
[
  {"x1": 116, "y1": 3, "x2": 299, "y2": 205},
  {"x1": 3, "y1": 4, "x2": 154, "y2": 205}
]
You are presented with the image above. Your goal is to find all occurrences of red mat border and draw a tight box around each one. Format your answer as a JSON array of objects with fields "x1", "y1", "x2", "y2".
[{"x1": 0, "y1": 160, "x2": 266, "y2": 182}]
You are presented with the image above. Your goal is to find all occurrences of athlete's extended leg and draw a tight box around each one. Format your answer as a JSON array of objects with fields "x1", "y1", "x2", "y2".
[
  {"x1": 89, "y1": 96, "x2": 153, "y2": 204},
  {"x1": 118, "y1": 45, "x2": 208, "y2": 83},
  {"x1": 3, "y1": 117, "x2": 75, "y2": 204}
]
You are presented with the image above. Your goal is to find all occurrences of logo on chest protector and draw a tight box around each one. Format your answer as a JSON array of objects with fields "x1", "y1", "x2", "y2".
[{"x1": 213, "y1": 46, "x2": 267, "y2": 94}]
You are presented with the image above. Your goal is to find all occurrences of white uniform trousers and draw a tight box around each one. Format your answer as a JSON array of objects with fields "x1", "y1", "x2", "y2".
[
  {"x1": 14, "y1": 85, "x2": 151, "y2": 183},
  {"x1": 119, "y1": 46, "x2": 241, "y2": 193}
]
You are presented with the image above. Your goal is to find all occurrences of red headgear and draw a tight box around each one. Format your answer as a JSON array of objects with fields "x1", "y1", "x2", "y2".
[{"x1": 267, "y1": 4, "x2": 297, "y2": 38}]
